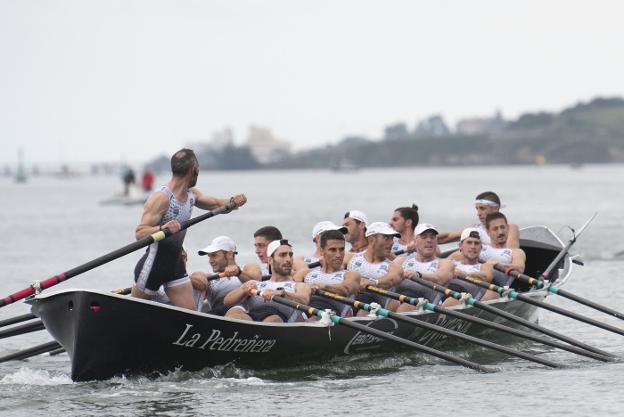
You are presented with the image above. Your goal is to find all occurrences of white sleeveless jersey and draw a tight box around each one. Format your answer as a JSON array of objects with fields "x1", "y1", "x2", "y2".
[
  {"x1": 480, "y1": 246, "x2": 513, "y2": 264},
  {"x1": 403, "y1": 257, "x2": 440, "y2": 275},
  {"x1": 209, "y1": 276, "x2": 242, "y2": 304},
  {"x1": 347, "y1": 253, "x2": 390, "y2": 280},
  {"x1": 474, "y1": 222, "x2": 491, "y2": 246},
  {"x1": 304, "y1": 269, "x2": 346, "y2": 286},
  {"x1": 260, "y1": 263, "x2": 270, "y2": 276},
  {"x1": 453, "y1": 261, "x2": 481, "y2": 275},
  {"x1": 391, "y1": 237, "x2": 407, "y2": 254}
]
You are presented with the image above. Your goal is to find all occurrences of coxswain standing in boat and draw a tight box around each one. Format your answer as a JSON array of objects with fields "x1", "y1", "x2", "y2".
[
  {"x1": 239, "y1": 226, "x2": 283, "y2": 281},
  {"x1": 480, "y1": 212, "x2": 526, "y2": 287},
  {"x1": 390, "y1": 223, "x2": 454, "y2": 312},
  {"x1": 190, "y1": 236, "x2": 242, "y2": 315},
  {"x1": 441, "y1": 228, "x2": 497, "y2": 307},
  {"x1": 438, "y1": 191, "x2": 520, "y2": 248},
  {"x1": 389, "y1": 204, "x2": 419, "y2": 254},
  {"x1": 342, "y1": 210, "x2": 369, "y2": 254},
  {"x1": 293, "y1": 221, "x2": 347, "y2": 271},
  {"x1": 223, "y1": 240, "x2": 311, "y2": 322},
  {"x1": 132, "y1": 148, "x2": 247, "y2": 310},
  {"x1": 294, "y1": 230, "x2": 361, "y2": 318},
  {"x1": 343, "y1": 222, "x2": 404, "y2": 316}
]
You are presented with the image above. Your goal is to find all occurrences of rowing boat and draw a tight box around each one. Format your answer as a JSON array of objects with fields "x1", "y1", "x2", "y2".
[{"x1": 27, "y1": 225, "x2": 571, "y2": 381}]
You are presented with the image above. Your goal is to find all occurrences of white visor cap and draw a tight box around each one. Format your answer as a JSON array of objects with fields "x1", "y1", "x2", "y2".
[
  {"x1": 198, "y1": 236, "x2": 237, "y2": 255},
  {"x1": 365, "y1": 222, "x2": 400, "y2": 238},
  {"x1": 312, "y1": 221, "x2": 348, "y2": 239}
]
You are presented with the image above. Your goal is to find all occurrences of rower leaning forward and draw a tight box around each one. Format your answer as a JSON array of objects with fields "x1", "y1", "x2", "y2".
[{"x1": 131, "y1": 148, "x2": 247, "y2": 310}]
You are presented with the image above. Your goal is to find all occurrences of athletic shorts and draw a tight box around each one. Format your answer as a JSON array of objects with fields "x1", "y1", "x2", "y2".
[
  {"x1": 134, "y1": 242, "x2": 189, "y2": 295},
  {"x1": 394, "y1": 279, "x2": 442, "y2": 304}
]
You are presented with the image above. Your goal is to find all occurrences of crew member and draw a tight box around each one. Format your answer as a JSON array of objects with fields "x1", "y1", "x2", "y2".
[
  {"x1": 239, "y1": 226, "x2": 283, "y2": 281},
  {"x1": 389, "y1": 204, "x2": 419, "y2": 254},
  {"x1": 295, "y1": 230, "x2": 360, "y2": 317},
  {"x1": 480, "y1": 212, "x2": 526, "y2": 287},
  {"x1": 191, "y1": 236, "x2": 242, "y2": 315},
  {"x1": 441, "y1": 228, "x2": 497, "y2": 307},
  {"x1": 342, "y1": 210, "x2": 368, "y2": 254},
  {"x1": 224, "y1": 240, "x2": 311, "y2": 322},
  {"x1": 132, "y1": 148, "x2": 247, "y2": 310},
  {"x1": 344, "y1": 222, "x2": 404, "y2": 316},
  {"x1": 294, "y1": 221, "x2": 347, "y2": 271}
]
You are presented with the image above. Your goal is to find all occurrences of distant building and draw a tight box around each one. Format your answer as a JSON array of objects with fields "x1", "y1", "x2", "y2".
[
  {"x1": 414, "y1": 115, "x2": 450, "y2": 137},
  {"x1": 384, "y1": 122, "x2": 409, "y2": 140},
  {"x1": 456, "y1": 110, "x2": 506, "y2": 136},
  {"x1": 246, "y1": 125, "x2": 291, "y2": 164}
]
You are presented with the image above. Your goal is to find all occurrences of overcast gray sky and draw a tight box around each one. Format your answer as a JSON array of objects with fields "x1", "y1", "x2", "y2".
[{"x1": 1, "y1": 0, "x2": 623, "y2": 164}]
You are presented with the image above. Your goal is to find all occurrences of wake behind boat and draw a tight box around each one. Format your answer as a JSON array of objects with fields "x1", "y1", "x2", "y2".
[{"x1": 28, "y1": 226, "x2": 572, "y2": 381}]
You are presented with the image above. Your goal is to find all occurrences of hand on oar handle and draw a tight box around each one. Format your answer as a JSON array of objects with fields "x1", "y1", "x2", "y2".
[
  {"x1": 161, "y1": 219, "x2": 181, "y2": 234},
  {"x1": 230, "y1": 194, "x2": 247, "y2": 208}
]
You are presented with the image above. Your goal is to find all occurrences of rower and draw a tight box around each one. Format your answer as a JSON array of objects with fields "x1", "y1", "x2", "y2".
[
  {"x1": 389, "y1": 204, "x2": 419, "y2": 254},
  {"x1": 480, "y1": 212, "x2": 526, "y2": 287},
  {"x1": 391, "y1": 223, "x2": 454, "y2": 312},
  {"x1": 132, "y1": 148, "x2": 246, "y2": 310},
  {"x1": 190, "y1": 236, "x2": 242, "y2": 315},
  {"x1": 441, "y1": 228, "x2": 497, "y2": 307},
  {"x1": 438, "y1": 191, "x2": 520, "y2": 248},
  {"x1": 294, "y1": 221, "x2": 347, "y2": 271},
  {"x1": 294, "y1": 230, "x2": 360, "y2": 318},
  {"x1": 344, "y1": 222, "x2": 404, "y2": 316},
  {"x1": 223, "y1": 240, "x2": 311, "y2": 322},
  {"x1": 342, "y1": 210, "x2": 368, "y2": 254},
  {"x1": 239, "y1": 226, "x2": 283, "y2": 281}
]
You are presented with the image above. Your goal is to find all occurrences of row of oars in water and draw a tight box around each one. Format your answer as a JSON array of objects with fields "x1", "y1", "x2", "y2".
[{"x1": 0, "y1": 205, "x2": 622, "y2": 372}]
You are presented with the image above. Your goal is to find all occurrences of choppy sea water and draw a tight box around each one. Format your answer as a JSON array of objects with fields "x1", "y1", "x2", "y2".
[{"x1": 0, "y1": 164, "x2": 623, "y2": 417}]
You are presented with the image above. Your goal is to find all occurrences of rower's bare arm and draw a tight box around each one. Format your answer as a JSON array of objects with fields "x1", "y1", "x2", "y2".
[
  {"x1": 438, "y1": 231, "x2": 461, "y2": 244},
  {"x1": 240, "y1": 263, "x2": 262, "y2": 282},
  {"x1": 194, "y1": 190, "x2": 247, "y2": 211},
  {"x1": 504, "y1": 248, "x2": 527, "y2": 273},
  {"x1": 393, "y1": 255, "x2": 407, "y2": 266},
  {"x1": 426, "y1": 259, "x2": 454, "y2": 285},
  {"x1": 342, "y1": 271, "x2": 360, "y2": 295},
  {"x1": 135, "y1": 192, "x2": 174, "y2": 240},
  {"x1": 224, "y1": 281, "x2": 256, "y2": 307},
  {"x1": 292, "y1": 265, "x2": 310, "y2": 282},
  {"x1": 288, "y1": 283, "x2": 311, "y2": 305},
  {"x1": 292, "y1": 258, "x2": 309, "y2": 277},
  {"x1": 506, "y1": 224, "x2": 521, "y2": 249},
  {"x1": 342, "y1": 252, "x2": 354, "y2": 270},
  {"x1": 446, "y1": 250, "x2": 462, "y2": 261},
  {"x1": 378, "y1": 264, "x2": 404, "y2": 289}
]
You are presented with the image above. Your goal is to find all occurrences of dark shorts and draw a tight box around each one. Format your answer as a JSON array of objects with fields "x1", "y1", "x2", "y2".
[
  {"x1": 134, "y1": 242, "x2": 188, "y2": 294},
  {"x1": 248, "y1": 304, "x2": 291, "y2": 322},
  {"x1": 394, "y1": 280, "x2": 442, "y2": 304},
  {"x1": 446, "y1": 278, "x2": 486, "y2": 300},
  {"x1": 492, "y1": 270, "x2": 514, "y2": 288},
  {"x1": 309, "y1": 295, "x2": 352, "y2": 317}
]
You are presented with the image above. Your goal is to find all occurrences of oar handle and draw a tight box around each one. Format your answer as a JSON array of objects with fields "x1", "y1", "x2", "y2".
[
  {"x1": 492, "y1": 264, "x2": 543, "y2": 288},
  {"x1": 0, "y1": 201, "x2": 239, "y2": 308}
]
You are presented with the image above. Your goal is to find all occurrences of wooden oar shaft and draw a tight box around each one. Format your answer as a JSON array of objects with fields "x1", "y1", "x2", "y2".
[
  {"x1": 0, "y1": 341, "x2": 61, "y2": 364},
  {"x1": 460, "y1": 274, "x2": 624, "y2": 337},
  {"x1": 494, "y1": 264, "x2": 624, "y2": 321},
  {"x1": 365, "y1": 286, "x2": 612, "y2": 362},
  {"x1": 0, "y1": 320, "x2": 45, "y2": 340},
  {"x1": 410, "y1": 277, "x2": 614, "y2": 357},
  {"x1": 0, "y1": 201, "x2": 237, "y2": 308},
  {"x1": 263, "y1": 293, "x2": 495, "y2": 373},
  {"x1": 0, "y1": 313, "x2": 37, "y2": 329},
  {"x1": 317, "y1": 289, "x2": 560, "y2": 368}
]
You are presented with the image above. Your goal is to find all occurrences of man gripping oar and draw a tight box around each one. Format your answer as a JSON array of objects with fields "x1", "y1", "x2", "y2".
[{"x1": 132, "y1": 148, "x2": 247, "y2": 310}]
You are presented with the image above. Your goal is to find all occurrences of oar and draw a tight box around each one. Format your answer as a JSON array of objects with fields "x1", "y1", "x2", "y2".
[
  {"x1": 365, "y1": 286, "x2": 613, "y2": 362},
  {"x1": 0, "y1": 320, "x2": 45, "y2": 340},
  {"x1": 541, "y1": 213, "x2": 596, "y2": 281},
  {"x1": 0, "y1": 341, "x2": 61, "y2": 364},
  {"x1": 494, "y1": 264, "x2": 624, "y2": 322},
  {"x1": 0, "y1": 201, "x2": 238, "y2": 309},
  {"x1": 458, "y1": 273, "x2": 624, "y2": 337},
  {"x1": 0, "y1": 313, "x2": 37, "y2": 329},
  {"x1": 409, "y1": 277, "x2": 613, "y2": 357},
  {"x1": 315, "y1": 289, "x2": 561, "y2": 368},
  {"x1": 253, "y1": 290, "x2": 495, "y2": 373}
]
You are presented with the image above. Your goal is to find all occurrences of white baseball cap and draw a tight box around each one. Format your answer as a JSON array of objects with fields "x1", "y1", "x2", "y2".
[
  {"x1": 460, "y1": 227, "x2": 481, "y2": 242},
  {"x1": 414, "y1": 223, "x2": 438, "y2": 235},
  {"x1": 345, "y1": 210, "x2": 368, "y2": 225},
  {"x1": 198, "y1": 236, "x2": 237, "y2": 255},
  {"x1": 365, "y1": 222, "x2": 400, "y2": 238},
  {"x1": 312, "y1": 221, "x2": 348, "y2": 239},
  {"x1": 267, "y1": 239, "x2": 293, "y2": 257}
]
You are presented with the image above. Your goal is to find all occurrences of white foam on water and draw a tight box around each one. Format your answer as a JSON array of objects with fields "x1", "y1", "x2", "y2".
[{"x1": 0, "y1": 367, "x2": 73, "y2": 386}]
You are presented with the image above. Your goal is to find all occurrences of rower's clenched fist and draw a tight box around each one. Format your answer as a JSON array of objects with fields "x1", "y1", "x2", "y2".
[{"x1": 231, "y1": 194, "x2": 247, "y2": 208}]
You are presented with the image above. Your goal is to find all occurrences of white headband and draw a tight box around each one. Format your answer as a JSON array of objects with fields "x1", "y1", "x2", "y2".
[{"x1": 475, "y1": 199, "x2": 500, "y2": 208}]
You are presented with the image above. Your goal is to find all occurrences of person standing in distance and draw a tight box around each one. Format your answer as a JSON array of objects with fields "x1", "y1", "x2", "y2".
[{"x1": 132, "y1": 148, "x2": 247, "y2": 310}]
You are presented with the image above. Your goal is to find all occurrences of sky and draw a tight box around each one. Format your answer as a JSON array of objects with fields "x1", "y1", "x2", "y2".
[{"x1": 1, "y1": 0, "x2": 623, "y2": 164}]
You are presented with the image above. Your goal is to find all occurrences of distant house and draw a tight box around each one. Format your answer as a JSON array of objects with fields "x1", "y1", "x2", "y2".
[
  {"x1": 246, "y1": 125, "x2": 291, "y2": 164},
  {"x1": 414, "y1": 115, "x2": 450, "y2": 137},
  {"x1": 456, "y1": 111, "x2": 505, "y2": 136},
  {"x1": 384, "y1": 122, "x2": 409, "y2": 140}
]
